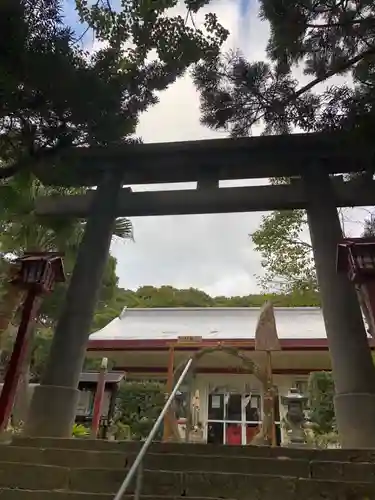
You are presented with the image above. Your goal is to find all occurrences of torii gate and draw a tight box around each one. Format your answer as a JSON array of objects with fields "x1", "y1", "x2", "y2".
[{"x1": 21, "y1": 130, "x2": 375, "y2": 449}]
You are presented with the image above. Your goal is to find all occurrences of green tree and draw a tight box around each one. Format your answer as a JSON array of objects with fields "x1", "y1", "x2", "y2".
[
  {"x1": 0, "y1": 0, "x2": 228, "y2": 181},
  {"x1": 251, "y1": 207, "x2": 317, "y2": 293},
  {"x1": 249, "y1": 203, "x2": 375, "y2": 294}
]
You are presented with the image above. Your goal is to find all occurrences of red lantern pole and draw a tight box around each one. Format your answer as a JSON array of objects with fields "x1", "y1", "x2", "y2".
[
  {"x1": 0, "y1": 252, "x2": 65, "y2": 433},
  {"x1": 91, "y1": 357, "x2": 108, "y2": 438},
  {"x1": 0, "y1": 292, "x2": 41, "y2": 432}
]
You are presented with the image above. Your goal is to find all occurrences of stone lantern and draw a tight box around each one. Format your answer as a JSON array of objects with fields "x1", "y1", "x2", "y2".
[{"x1": 281, "y1": 388, "x2": 308, "y2": 446}]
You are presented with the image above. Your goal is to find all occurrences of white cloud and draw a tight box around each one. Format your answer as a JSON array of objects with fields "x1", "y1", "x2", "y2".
[{"x1": 111, "y1": 0, "x2": 370, "y2": 296}]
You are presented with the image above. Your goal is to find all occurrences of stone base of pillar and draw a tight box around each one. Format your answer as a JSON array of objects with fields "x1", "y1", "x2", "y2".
[
  {"x1": 23, "y1": 385, "x2": 79, "y2": 438},
  {"x1": 335, "y1": 393, "x2": 375, "y2": 448}
]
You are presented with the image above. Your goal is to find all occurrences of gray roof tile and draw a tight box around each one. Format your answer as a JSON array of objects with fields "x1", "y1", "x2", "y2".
[{"x1": 89, "y1": 307, "x2": 327, "y2": 341}]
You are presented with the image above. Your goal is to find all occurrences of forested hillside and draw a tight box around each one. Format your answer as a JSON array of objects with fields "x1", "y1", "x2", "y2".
[{"x1": 114, "y1": 285, "x2": 320, "y2": 308}]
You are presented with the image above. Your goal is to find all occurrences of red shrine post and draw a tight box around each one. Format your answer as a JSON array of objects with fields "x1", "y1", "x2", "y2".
[
  {"x1": 337, "y1": 237, "x2": 375, "y2": 337},
  {"x1": 0, "y1": 252, "x2": 65, "y2": 432},
  {"x1": 90, "y1": 357, "x2": 108, "y2": 438}
]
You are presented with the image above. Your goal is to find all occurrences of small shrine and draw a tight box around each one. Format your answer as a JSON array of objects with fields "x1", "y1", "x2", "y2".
[
  {"x1": 75, "y1": 371, "x2": 126, "y2": 438},
  {"x1": 87, "y1": 305, "x2": 335, "y2": 446}
]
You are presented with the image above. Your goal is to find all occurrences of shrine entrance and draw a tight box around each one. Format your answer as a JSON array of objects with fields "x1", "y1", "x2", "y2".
[
  {"x1": 167, "y1": 345, "x2": 277, "y2": 446},
  {"x1": 23, "y1": 131, "x2": 375, "y2": 448},
  {"x1": 207, "y1": 392, "x2": 262, "y2": 445},
  {"x1": 207, "y1": 390, "x2": 281, "y2": 446}
]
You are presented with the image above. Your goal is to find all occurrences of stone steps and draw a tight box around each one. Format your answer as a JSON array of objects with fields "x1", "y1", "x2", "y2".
[
  {"x1": 1, "y1": 460, "x2": 375, "y2": 499},
  {"x1": 12, "y1": 436, "x2": 375, "y2": 462},
  {"x1": 4, "y1": 438, "x2": 375, "y2": 498},
  {"x1": 0, "y1": 493, "x2": 226, "y2": 500},
  {"x1": 4, "y1": 445, "x2": 375, "y2": 481}
]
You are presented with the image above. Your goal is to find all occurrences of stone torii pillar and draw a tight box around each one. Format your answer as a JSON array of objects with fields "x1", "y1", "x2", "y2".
[
  {"x1": 24, "y1": 170, "x2": 124, "y2": 437},
  {"x1": 302, "y1": 166, "x2": 375, "y2": 448}
]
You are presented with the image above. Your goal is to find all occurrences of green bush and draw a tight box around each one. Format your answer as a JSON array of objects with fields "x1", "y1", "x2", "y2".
[
  {"x1": 308, "y1": 371, "x2": 336, "y2": 435},
  {"x1": 72, "y1": 423, "x2": 89, "y2": 438},
  {"x1": 115, "y1": 380, "x2": 166, "y2": 440}
]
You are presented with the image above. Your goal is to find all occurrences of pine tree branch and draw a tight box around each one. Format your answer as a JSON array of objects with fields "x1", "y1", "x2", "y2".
[
  {"x1": 293, "y1": 47, "x2": 375, "y2": 99},
  {"x1": 249, "y1": 46, "x2": 375, "y2": 129},
  {"x1": 306, "y1": 17, "x2": 375, "y2": 28}
]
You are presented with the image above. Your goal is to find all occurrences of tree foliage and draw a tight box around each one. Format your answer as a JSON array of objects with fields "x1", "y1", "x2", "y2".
[
  {"x1": 308, "y1": 371, "x2": 336, "y2": 435},
  {"x1": 0, "y1": 0, "x2": 228, "y2": 181},
  {"x1": 115, "y1": 380, "x2": 166, "y2": 440},
  {"x1": 250, "y1": 203, "x2": 375, "y2": 293},
  {"x1": 111, "y1": 284, "x2": 321, "y2": 310},
  {"x1": 251, "y1": 207, "x2": 317, "y2": 293},
  {"x1": 0, "y1": 174, "x2": 133, "y2": 326},
  {"x1": 194, "y1": 0, "x2": 375, "y2": 138}
]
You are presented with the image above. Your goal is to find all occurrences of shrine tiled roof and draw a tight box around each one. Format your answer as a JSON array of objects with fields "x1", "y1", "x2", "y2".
[{"x1": 89, "y1": 307, "x2": 327, "y2": 342}]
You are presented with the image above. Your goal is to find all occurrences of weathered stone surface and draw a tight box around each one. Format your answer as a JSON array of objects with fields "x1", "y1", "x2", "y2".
[
  {"x1": 0, "y1": 491, "x2": 113, "y2": 500},
  {"x1": 311, "y1": 460, "x2": 375, "y2": 482},
  {"x1": 11, "y1": 437, "x2": 375, "y2": 463},
  {"x1": 254, "y1": 301, "x2": 281, "y2": 352},
  {"x1": 0, "y1": 462, "x2": 69, "y2": 491},
  {"x1": 184, "y1": 472, "x2": 297, "y2": 500},
  {"x1": 1, "y1": 446, "x2": 127, "y2": 469},
  {"x1": 6, "y1": 439, "x2": 375, "y2": 499},
  {"x1": 0, "y1": 492, "x2": 223, "y2": 500},
  {"x1": 69, "y1": 468, "x2": 184, "y2": 496},
  {"x1": 296, "y1": 478, "x2": 375, "y2": 499},
  {"x1": 130, "y1": 453, "x2": 310, "y2": 477}
]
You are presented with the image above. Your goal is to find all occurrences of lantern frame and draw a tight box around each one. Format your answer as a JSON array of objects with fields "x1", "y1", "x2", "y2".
[
  {"x1": 337, "y1": 238, "x2": 375, "y2": 283},
  {"x1": 10, "y1": 252, "x2": 65, "y2": 293}
]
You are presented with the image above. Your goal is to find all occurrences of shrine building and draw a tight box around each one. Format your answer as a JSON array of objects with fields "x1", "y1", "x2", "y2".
[{"x1": 86, "y1": 306, "x2": 370, "y2": 446}]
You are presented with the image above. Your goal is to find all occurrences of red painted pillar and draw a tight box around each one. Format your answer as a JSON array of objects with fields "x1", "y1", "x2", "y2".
[
  {"x1": 0, "y1": 292, "x2": 41, "y2": 432},
  {"x1": 91, "y1": 358, "x2": 108, "y2": 438},
  {"x1": 163, "y1": 345, "x2": 175, "y2": 442}
]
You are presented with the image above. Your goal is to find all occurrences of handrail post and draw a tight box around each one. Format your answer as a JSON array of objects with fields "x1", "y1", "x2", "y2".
[{"x1": 133, "y1": 459, "x2": 143, "y2": 500}]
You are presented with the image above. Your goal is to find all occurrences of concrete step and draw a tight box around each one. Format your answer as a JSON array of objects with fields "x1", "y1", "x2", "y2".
[
  {"x1": 11, "y1": 436, "x2": 375, "y2": 463},
  {"x1": 5, "y1": 445, "x2": 375, "y2": 481},
  {"x1": 0, "y1": 493, "x2": 223, "y2": 500},
  {"x1": 1, "y1": 446, "x2": 311, "y2": 476},
  {"x1": 1, "y1": 462, "x2": 375, "y2": 498},
  {"x1": 0, "y1": 446, "x2": 127, "y2": 469}
]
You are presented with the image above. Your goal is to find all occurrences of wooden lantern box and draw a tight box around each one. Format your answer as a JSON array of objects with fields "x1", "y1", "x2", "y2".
[{"x1": 337, "y1": 237, "x2": 375, "y2": 337}]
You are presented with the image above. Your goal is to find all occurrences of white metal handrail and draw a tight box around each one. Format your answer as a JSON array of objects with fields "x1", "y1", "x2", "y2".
[{"x1": 113, "y1": 357, "x2": 194, "y2": 500}]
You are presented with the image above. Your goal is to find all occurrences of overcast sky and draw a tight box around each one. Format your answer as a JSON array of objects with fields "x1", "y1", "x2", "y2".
[{"x1": 64, "y1": 0, "x2": 369, "y2": 296}]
